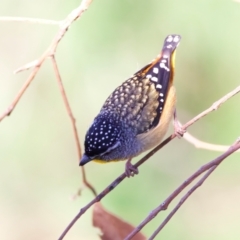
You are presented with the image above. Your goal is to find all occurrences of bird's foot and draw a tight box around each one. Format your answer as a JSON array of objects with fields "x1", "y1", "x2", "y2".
[
  {"x1": 125, "y1": 159, "x2": 139, "y2": 177},
  {"x1": 174, "y1": 109, "x2": 186, "y2": 138},
  {"x1": 174, "y1": 120, "x2": 186, "y2": 138}
]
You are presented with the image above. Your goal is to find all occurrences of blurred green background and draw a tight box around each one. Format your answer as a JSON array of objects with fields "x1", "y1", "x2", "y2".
[{"x1": 0, "y1": 0, "x2": 240, "y2": 239}]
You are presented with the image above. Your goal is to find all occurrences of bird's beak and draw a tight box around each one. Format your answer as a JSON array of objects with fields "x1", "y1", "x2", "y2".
[{"x1": 79, "y1": 154, "x2": 92, "y2": 166}]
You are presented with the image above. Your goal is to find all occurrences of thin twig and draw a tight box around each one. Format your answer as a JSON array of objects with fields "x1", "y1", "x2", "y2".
[
  {"x1": 0, "y1": 57, "x2": 46, "y2": 121},
  {"x1": 0, "y1": 0, "x2": 93, "y2": 121},
  {"x1": 14, "y1": 59, "x2": 41, "y2": 74},
  {"x1": 183, "y1": 131, "x2": 240, "y2": 152},
  {"x1": 58, "y1": 173, "x2": 127, "y2": 240},
  {"x1": 148, "y1": 166, "x2": 217, "y2": 240},
  {"x1": 58, "y1": 85, "x2": 240, "y2": 239},
  {"x1": 51, "y1": 57, "x2": 82, "y2": 160},
  {"x1": 126, "y1": 139, "x2": 240, "y2": 240},
  {"x1": 51, "y1": 56, "x2": 96, "y2": 196},
  {"x1": 0, "y1": 16, "x2": 60, "y2": 25},
  {"x1": 0, "y1": 0, "x2": 96, "y2": 196},
  {"x1": 183, "y1": 85, "x2": 240, "y2": 130}
]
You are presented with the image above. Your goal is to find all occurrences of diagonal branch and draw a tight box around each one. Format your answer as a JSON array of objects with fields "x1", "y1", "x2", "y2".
[
  {"x1": 183, "y1": 85, "x2": 240, "y2": 130},
  {"x1": 0, "y1": 16, "x2": 60, "y2": 25},
  {"x1": 51, "y1": 56, "x2": 96, "y2": 196},
  {"x1": 51, "y1": 57, "x2": 82, "y2": 160},
  {"x1": 0, "y1": 57, "x2": 46, "y2": 121},
  {"x1": 148, "y1": 166, "x2": 217, "y2": 240},
  {"x1": 126, "y1": 139, "x2": 240, "y2": 240},
  {"x1": 0, "y1": 0, "x2": 96, "y2": 196},
  {"x1": 58, "y1": 85, "x2": 240, "y2": 239},
  {"x1": 183, "y1": 131, "x2": 240, "y2": 152},
  {"x1": 0, "y1": 0, "x2": 93, "y2": 122}
]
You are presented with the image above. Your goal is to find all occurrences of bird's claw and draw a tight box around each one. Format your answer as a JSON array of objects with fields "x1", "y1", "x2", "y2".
[
  {"x1": 125, "y1": 161, "x2": 139, "y2": 178},
  {"x1": 174, "y1": 121, "x2": 186, "y2": 138}
]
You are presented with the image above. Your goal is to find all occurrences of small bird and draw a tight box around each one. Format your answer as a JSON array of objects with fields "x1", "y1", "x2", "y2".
[{"x1": 80, "y1": 34, "x2": 182, "y2": 177}]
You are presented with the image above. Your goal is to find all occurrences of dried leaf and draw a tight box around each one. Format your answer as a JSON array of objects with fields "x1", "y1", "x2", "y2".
[{"x1": 93, "y1": 203, "x2": 146, "y2": 240}]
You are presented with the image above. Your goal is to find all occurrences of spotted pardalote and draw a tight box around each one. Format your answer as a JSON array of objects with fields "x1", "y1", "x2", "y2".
[{"x1": 80, "y1": 34, "x2": 183, "y2": 177}]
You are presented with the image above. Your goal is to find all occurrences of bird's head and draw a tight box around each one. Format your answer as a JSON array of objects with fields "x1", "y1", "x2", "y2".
[{"x1": 79, "y1": 112, "x2": 121, "y2": 166}]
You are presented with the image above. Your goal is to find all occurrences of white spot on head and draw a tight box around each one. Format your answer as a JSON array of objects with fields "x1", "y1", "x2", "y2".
[
  {"x1": 156, "y1": 84, "x2": 162, "y2": 89},
  {"x1": 167, "y1": 44, "x2": 172, "y2": 49},
  {"x1": 153, "y1": 67, "x2": 159, "y2": 74},
  {"x1": 166, "y1": 35, "x2": 173, "y2": 42},
  {"x1": 151, "y1": 76, "x2": 158, "y2": 82},
  {"x1": 163, "y1": 55, "x2": 168, "y2": 59}
]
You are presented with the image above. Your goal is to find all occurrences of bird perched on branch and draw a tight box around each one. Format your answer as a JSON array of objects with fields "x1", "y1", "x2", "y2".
[{"x1": 79, "y1": 34, "x2": 183, "y2": 177}]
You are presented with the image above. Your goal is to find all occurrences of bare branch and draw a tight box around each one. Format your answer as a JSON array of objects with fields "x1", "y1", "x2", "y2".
[
  {"x1": 0, "y1": 0, "x2": 93, "y2": 121},
  {"x1": 126, "y1": 139, "x2": 240, "y2": 240},
  {"x1": 58, "y1": 85, "x2": 240, "y2": 239},
  {"x1": 51, "y1": 56, "x2": 96, "y2": 196},
  {"x1": 0, "y1": 55, "x2": 46, "y2": 121},
  {"x1": 148, "y1": 166, "x2": 216, "y2": 240},
  {"x1": 51, "y1": 57, "x2": 82, "y2": 159},
  {"x1": 183, "y1": 131, "x2": 240, "y2": 152},
  {"x1": 14, "y1": 59, "x2": 40, "y2": 74},
  {"x1": 183, "y1": 85, "x2": 240, "y2": 130},
  {"x1": 0, "y1": 16, "x2": 60, "y2": 25},
  {"x1": 0, "y1": 0, "x2": 96, "y2": 197}
]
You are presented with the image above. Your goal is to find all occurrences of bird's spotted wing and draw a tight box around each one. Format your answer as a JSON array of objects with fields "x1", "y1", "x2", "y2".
[{"x1": 102, "y1": 34, "x2": 181, "y2": 134}]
